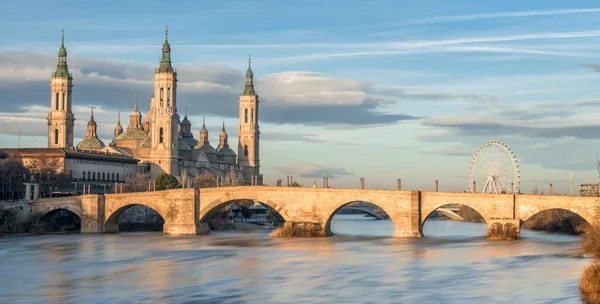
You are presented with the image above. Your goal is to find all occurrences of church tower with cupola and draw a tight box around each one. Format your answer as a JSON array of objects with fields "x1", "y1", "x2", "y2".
[
  {"x1": 149, "y1": 27, "x2": 180, "y2": 176},
  {"x1": 237, "y1": 56, "x2": 260, "y2": 180},
  {"x1": 47, "y1": 31, "x2": 75, "y2": 149}
]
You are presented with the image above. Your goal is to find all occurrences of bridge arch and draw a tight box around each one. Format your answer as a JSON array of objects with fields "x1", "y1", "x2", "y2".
[
  {"x1": 339, "y1": 207, "x2": 387, "y2": 220},
  {"x1": 199, "y1": 193, "x2": 290, "y2": 223},
  {"x1": 421, "y1": 203, "x2": 488, "y2": 225},
  {"x1": 520, "y1": 208, "x2": 592, "y2": 230},
  {"x1": 323, "y1": 200, "x2": 395, "y2": 236},
  {"x1": 35, "y1": 208, "x2": 82, "y2": 232},
  {"x1": 517, "y1": 194, "x2": 596, "y2": 229},
  {"x1": 105, "y1": 204, "x2": 166, "y2": 233}
]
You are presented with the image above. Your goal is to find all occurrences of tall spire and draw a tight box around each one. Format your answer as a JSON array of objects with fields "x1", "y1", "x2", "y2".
[
  {"x1": 54, "y1": 30, "x2": 70, "y2": 77},
  {"x1": 158, "y1": 26, "x2": 173, "y2": 73},
  {"x1": 114, "y1": 111, "x2": 123, "y2": 138},
  {"x1": 184, "y1": 106, "x2": 188, "y2": 118},
  {"x1": 86, "y1": 107, "x2": 97, "y2": 138},
  {"x1": 242, "y1": 55, "x2": 256, "y2": 96},
  {"x1": 129, "y1": 95, "x2": 142, "y2": 130},
  {"x1": 218, "y1": 121, "x2": 229, "y2": 149}
]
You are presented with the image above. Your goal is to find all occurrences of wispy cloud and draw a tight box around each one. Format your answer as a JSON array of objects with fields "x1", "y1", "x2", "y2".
[
  {"x1": 363, "y1": 8, "x2": 600, "y2": 29},
  {"x1": 516, "y1": 88, "x2": 571, "y2": 95}
]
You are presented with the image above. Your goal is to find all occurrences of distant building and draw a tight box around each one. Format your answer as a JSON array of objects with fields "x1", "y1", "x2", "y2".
[{"x1": 579, "y1": 183, "x2": 600, "y2": 197}]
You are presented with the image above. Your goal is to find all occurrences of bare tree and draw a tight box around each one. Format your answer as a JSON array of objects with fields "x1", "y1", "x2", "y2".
[
  {"x1": 532, "y1": 186, "x2": 539, "y2": 195},
  {"x1": 193, "y1": 173, "x2": 217, "y2": 189},
  {"x1": 223, "y1": 170, "x2": 242, "y2": 186},
  {"x1": 123, "y1": 174, "x2": 151, "y2": 193}
]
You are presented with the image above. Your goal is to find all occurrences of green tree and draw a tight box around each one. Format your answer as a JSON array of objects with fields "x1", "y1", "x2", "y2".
[{"x1": 155, "y1": 173, "x2": 181, "y2": 191}]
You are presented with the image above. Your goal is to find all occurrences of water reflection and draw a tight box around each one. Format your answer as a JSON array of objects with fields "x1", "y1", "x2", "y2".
[{"x1": 0, "y1": 217, "x2": 590, "y2": 303}]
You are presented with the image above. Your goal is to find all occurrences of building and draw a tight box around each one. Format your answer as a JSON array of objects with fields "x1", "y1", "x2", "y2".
[
  {"x1": 579, "y1": 183, "x2": 600, "y2": 197},
  {"x1": 0, "y1": 29, "x2": 262, "y2": 197},
  {"x1": 96, "y1": 28, "x2": 261, "y2": 183}
]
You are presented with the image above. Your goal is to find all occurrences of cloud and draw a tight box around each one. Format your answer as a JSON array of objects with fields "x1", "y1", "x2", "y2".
[
  {"x1": 581, "y1": 63, "x2": 600, "y2": 72},
  {"x1": 0, "y1": 52, "x2": 425, "y2": 130},
  {"x1": 403, "y1": 91, "x2": 498, "y2": 102},
  {"x1": 422, "y1": 117, "x2": 600, "y2": 140},
  {"x1": 275, "y1": 164, "x2": 355, "y2": 178},
  {"x1": 365, "y1": 8, "x2": 600, "y2": 28},
  {"x1": 261, "y1": 131, "x2": 357, "y2": 146},
  {"x1": 515, "y1": 88, "x2": 571, "y2": 95},
  {"x1": 574, "y1": 99, "x2": 600, "y2": 107}
]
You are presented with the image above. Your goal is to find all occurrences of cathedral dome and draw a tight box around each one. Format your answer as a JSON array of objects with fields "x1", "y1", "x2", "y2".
[
  {"x1": 87, "y1": 116, "x2": 97, "y2": 127},
  {"x1": 181, "y1": 116, "x2": 191, "y2": 126},
  {"x1": 195, "y1": 142, "x2": 216, "y2": 153},
  {"x1": 77, "y1": 137, "x2": 105, "y2": 150},
  {"x1": 116, "y1": 129, "x2": 148, "y2": 140},
  {"x1": 114, "y1": 123, "x2": 123, "y2": 135},
  {"x1": 178, "y1": 139, "x2": 193, "y2": 151},
  {"x1": 217, "y1": 146, "x2": 236, "y2": 156}
]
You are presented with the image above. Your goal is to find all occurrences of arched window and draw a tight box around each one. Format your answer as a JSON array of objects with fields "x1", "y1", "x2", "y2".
[
  {"x1": 160, "y1": 88, "x2": 164, "y2": 106},
  {"x1": 251, "y1": 109, "x2": 254, "y2": 122},
  {"x1": 55, "y1": 93, "x2": 59, "y2": 110},
  {"x1": 62, "y1": 92, "x2": 65, "y2": 110},
  {"x1": 54, "y1": 129, "x2": 58, "y2": 144},
  {"x1": 159, "y1": 127, "x2": 164, "y2": 143},
  {"x1": 244, "y1": 145, "x2": 248, "y2": 156},
  {"x1": 167, "y1": 88, "x2": 171, "y2": 104},
  {"x1": 244, "y1": 109, "x2": 248, "y2": 123}
]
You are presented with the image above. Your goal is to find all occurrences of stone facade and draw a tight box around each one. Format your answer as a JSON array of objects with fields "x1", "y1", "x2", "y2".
[
  {"x1": 15, "y1": 187, "x2": 599, "y2": 239},
  {"x1": 66, "y1": 30, "x2": 262, "y2": 184}
]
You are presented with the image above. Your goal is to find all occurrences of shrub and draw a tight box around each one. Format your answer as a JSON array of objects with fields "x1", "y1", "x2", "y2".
[
  {"x1": 582, "y1": 205, "x2": 600, "y2": 259},
  {"x1": 271, "y1": 223, "x2": 325, "y2": 237},
  {"x1": 580, "y1": 262, "x2": 600, "y2": 304},
  {"x1": 155, "y1": 173, "x2": 181, "y2": 191}
]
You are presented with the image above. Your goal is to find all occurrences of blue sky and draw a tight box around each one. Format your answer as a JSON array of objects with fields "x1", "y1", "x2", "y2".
[{"x1": 2, "y1": 0, "x2": 600, "y2": 194}]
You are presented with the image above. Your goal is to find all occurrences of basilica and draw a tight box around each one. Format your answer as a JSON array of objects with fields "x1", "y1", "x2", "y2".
[{"x1": 40, "y1": 29, "x2": 261, "y2": 185}]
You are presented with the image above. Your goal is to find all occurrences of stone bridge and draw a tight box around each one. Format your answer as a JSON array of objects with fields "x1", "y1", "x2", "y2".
[{"x1": 18, "y1": 186, "x2": 599, "y2": 239}]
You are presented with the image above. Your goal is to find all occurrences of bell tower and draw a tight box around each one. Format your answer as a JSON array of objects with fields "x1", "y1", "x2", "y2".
[
  {"x1": 237, "y1": 56, "x2": 260, "y2": 181},
  {"x1": 149, "y1": 26, "x2": 179, "y2": 176},
  {"x1": 47, "y1": 31, "x2": 75, "y2": 149}
]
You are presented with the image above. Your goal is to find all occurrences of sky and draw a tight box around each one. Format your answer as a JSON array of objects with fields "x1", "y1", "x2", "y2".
[{"x1": 2, "y1": 0, "x2": 600, "y2": 194}]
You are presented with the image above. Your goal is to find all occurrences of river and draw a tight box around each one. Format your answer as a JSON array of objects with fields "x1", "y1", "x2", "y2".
[{"x1": 0, "y1": 215, "x2": 591, "y2": 303}]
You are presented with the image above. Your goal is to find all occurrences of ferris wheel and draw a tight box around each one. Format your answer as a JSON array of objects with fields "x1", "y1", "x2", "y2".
[{"x1": 468, "y1": 141, "x2": 520, "y2": 194}]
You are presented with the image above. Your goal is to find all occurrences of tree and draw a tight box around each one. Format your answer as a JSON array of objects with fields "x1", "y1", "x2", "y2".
[
  {"x1": 532, "y1": 186, "x2": 539, "y2": 195},
  {"x1": 155, "y1": 173, "x2": 181, "y2": 190},
  {"x1": 193, "y1": 173, "x2": 217, "y2": 189},
  {"x1": 222, "y1": 170, "x2": 242, "y2": 186},
  {"x1": 291, "y1": 181, "x2": 303, "y2": 187},
  {"x1": 0, "y1": 157, "x2": 28, "y2": 200},
  {"x1": 123, "y1": 174, "x2": 151, "y2": 192}
]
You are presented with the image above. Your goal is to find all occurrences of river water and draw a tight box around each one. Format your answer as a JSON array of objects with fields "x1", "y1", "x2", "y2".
[{"x1": 0, "y1": 215, "x2": 591, "y2": 303}]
